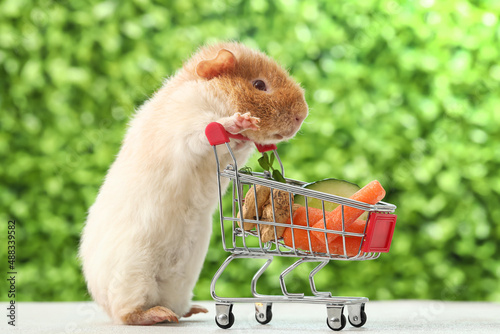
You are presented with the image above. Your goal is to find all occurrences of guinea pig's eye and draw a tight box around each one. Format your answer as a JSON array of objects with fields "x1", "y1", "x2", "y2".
[{"x1": 252, "y1": 80, "x2": 267, "y2": 91}]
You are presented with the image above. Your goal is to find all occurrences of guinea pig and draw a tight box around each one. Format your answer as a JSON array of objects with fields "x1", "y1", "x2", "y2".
[{"x1": 78, "y1": 41, "x2": 308, "y2": 325}]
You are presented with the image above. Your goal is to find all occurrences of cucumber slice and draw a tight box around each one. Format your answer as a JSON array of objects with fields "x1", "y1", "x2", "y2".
[{"x1": 295, "y1": 178, "x2": 361, "y2": 212}]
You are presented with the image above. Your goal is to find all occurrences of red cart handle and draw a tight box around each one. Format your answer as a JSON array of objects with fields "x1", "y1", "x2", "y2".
[{"x1": 205, "y1": 122, "x2": 276, "y2": 153}]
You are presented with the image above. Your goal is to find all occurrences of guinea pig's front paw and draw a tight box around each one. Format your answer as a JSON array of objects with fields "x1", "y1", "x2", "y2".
[{"x1": 220, "y1": 112, "x2": 260, "y2": 134}]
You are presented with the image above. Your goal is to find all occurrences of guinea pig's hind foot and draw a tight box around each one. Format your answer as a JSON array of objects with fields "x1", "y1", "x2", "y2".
[
  {"x1": 121, "y1": 306, "x2": 179, "y2": 325},
  {"x1": 183, "y1": 305, "x2": 209, "y2": 318}
]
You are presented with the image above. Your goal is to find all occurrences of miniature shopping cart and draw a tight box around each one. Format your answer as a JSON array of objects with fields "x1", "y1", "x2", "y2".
[{"x1": 205, "y1": 122, "x2": 397, "y2": 331}]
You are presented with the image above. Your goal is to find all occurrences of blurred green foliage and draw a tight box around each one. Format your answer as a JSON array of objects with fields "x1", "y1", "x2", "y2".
[{"x1": 1, "y1": 0, "x2": 499, "y2": 303}]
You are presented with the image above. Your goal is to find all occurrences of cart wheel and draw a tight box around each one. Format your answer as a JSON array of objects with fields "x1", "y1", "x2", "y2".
[
  {"x1": 348, "y1": 310, "x2": 367, "y2": 328},
  {"x1": 215, "y1": 312, "x2": 235, "y2": 329},
  {"x1": 326, "y1": 314, "x2": 346, "y2": 331},
  {"x1": 255, "y1": 303, "x2": 272, "y2": 325}
]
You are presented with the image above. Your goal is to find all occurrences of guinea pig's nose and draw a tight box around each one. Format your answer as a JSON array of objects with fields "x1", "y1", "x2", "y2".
[{"x1": 294, "y1": 114, "x2": 306, "y2": 125}]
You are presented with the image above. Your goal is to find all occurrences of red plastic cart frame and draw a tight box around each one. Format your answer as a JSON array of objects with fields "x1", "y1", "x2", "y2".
[
  {"x1": 205, "y1": 122, "x2": 276, "y2": 153},
  {"x1": 362, "y1": 212, "x2": 397, "y2": 253}
]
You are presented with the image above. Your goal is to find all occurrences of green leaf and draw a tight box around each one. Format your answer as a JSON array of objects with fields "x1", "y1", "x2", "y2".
[
  {"x1": 269, "y1": 151, "x2": 275, "y2": 166},
  {"x1": 272, "y1": 169, "x2": 286, "y2": 183},
  {"x1": 258, "y1": 153, "x2": 270, "y2": 171},
  {"x1": 239, "y1": 166, "x2": 253, "y2": 174}
]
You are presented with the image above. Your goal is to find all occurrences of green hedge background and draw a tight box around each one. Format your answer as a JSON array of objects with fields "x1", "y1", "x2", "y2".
[{"x1": 1, "y1": 0, "x2": 499, "y2": 302}]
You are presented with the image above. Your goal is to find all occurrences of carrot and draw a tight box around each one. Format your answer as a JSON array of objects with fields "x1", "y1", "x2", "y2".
[
  {"x1": 282, "y1": 206, "x2": 324, "y2": 251},
  {"x1": 312, "y1": 180, "x2": 385, "y2": 245},
  {"x1": 288, "y1": 205, "x2": 325, "y2": 227},
  {"x1": 326, "y1": 219, "x2": 366, "y2": 256},
  {"x1": 282, "y1": 206, "x2": 366, "y2": 256},
  {"x1": 311, "y1": 219, "x2": 366, "y2": 256}
]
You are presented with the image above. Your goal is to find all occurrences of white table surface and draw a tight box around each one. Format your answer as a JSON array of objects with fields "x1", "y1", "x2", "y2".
[{"x1": 3, "y1": 300, "x2": 500, "y2": 334}]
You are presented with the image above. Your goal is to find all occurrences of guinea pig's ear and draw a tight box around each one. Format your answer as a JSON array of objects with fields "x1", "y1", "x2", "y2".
[{"x1": 196, "y1": 49, "x2": 236, "y2": 80}]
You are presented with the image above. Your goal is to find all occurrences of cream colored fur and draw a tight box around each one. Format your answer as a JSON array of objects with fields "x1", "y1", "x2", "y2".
[{"x1": 79, "y1": 76, "x2": 254, "y2": 323}]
